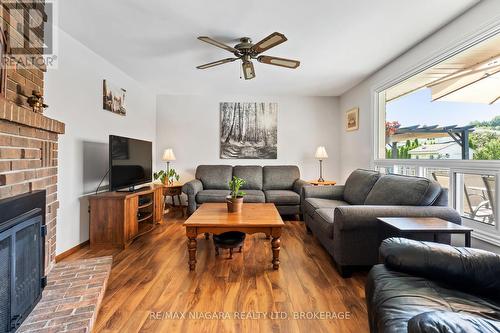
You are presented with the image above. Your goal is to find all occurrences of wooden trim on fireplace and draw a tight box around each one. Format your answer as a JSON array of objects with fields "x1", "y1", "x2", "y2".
[{"x1": 55, "y1": 240, "x2": 90, "y2": 262}]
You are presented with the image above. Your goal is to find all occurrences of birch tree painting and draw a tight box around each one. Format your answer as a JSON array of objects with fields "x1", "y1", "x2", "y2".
[{"x1": 220, "y1": 102, "x2": 278, "y2": 159}]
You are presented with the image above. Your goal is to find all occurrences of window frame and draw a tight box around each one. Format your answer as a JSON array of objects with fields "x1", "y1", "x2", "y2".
[{"x1": 371, "y1": 22, "x2": 500, "y2": 246}]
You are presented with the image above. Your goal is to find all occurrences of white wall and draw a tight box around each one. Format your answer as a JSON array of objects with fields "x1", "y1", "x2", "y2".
[
  {"x1": 45, "y1": 29, "x2": 157, "y2": 255},
  {"x1": 338, "y1": 0, "x2": 500, "y2": 182},
  {"x1": 156, "y1": 95, "x2": 340, "y2": 183}
]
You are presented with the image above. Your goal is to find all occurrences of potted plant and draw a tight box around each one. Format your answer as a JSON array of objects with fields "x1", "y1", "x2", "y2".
[
  {"x1": 153, "y1": 168, "x2": 180, "y2": 186},
  {"x1": 227, "y1": 176, "x2": 246, "y2": 213}
]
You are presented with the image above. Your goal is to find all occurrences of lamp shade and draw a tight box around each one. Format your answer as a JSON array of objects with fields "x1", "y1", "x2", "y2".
[
  {"x1": 315, "y1": 146, "x2": 328, "y2": 159},
  {"x1": 162, "y1": 148, "x2": 176, "y2": 161}
]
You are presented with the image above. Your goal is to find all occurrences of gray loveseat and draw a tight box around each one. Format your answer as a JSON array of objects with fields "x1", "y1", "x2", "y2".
[
  {"x1": 182, "y1": 165, "x2": 308, "y2": 215},
  {"x1": 302, "y1": 169, "x2": 461, "y2": 277}
]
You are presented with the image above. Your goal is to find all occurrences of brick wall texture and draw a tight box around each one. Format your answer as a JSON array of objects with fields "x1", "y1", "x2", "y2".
[{"x1": 1, "y1": 0, "x2": 65, "y2": 272}]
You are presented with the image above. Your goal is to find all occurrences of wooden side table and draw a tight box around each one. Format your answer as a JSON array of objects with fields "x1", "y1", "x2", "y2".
[
  {"x1": 309, "y1": 180, "x2": 337, "y2": 186},
  {"x1": 378, "y1": 217, "x2": 473, "y2": 247},
  {"x1": 162, "y1": 184, "x2": 184, "y2": 215}
]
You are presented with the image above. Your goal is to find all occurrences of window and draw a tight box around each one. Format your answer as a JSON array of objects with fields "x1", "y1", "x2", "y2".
[
  {"x1": 455, "y1": 172, "x2": 496, "y2": 226},
  {"x1": 377, "y1": 33, "x2": 500, "y2": 162},
  {"x1": 373, "y1": 31, "x2": 500, "y2": 246}
]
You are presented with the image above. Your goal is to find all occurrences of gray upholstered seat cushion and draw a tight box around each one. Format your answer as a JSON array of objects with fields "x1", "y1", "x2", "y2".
[
  {"x1": 313, "y1": 208, "x2": 335, "y2": 239},
  {"x1": 196, "y1": 190, "x2": 230, "y2": 203},
  {"x1": 263, "y1": 165, "x2": 300, "y2": 190},
  {"x1": 365, "y1": 174, "x2": 442, "y2": 206},
  {"x1": 343, "y1": 169, "x2": 381, "y2": 205},
  {"x1": 304, "y1": 198, "x2": 349, "y2": 217},
  {"x1": 233, "y1": 166, "x2": 263, "y2": 190},
  {"x1": 242, "y1": 190, "x2": 265, "y2": 203},
  {"x1": 195, "y1": 165, "x2": 232, "y2": 190},
  {"x1": 265, "y1": 190, "x2": 300, "y2": 205}
]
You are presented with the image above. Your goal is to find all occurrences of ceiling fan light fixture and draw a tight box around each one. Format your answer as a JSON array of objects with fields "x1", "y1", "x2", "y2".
[{"x1": 242, "y1": 61, "x2": 255, "y2": 80}]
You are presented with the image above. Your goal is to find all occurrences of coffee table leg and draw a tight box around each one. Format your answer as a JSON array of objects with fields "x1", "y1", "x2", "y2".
[
  {"x1": 187, "y1": 237, "x2": 197, "y2": 271},
  {"x1": 271, "y1": 236, "x2": 281, "y2": 270}
]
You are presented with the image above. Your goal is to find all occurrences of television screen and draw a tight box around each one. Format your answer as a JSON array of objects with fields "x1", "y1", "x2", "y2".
[{"x1": 109, "y1": 135, "x2": 152, "y2": 191}]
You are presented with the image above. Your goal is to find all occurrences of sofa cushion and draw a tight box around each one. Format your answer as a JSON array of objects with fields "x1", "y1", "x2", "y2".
[
  {"x1": 265, "y1": 190, "x2": 300, "y2": 205},
  {"x1": 343, "y1": 169, "x2": 381, "y2": 205},
  {"x1": 304, "y1": 198, "x2": 349, "y2": 217},
  {"x1": 366, "y1": 264, "x2": 500, "y2": 333},
  {"x1": 364, "y1": 174, "x2": 442, "y2": 206},
  {"x1": 242, "y1": 190, "x2": 265, "y2": 203},
  {"x1": 263, "y1": 165, "x2": 300, "y2": 190},
  {"x1": 233, "y1": 166, "x2": 263, "y2": 190},
  {"x1": 312, "y1": 208, "x2": 335, "y2": 239},
  {"x1": 196, "y1": 190, "x2": 230, "y2": 203},
  {"x1": 196, "y1": 165, "x2": 233, "y2": 190}
]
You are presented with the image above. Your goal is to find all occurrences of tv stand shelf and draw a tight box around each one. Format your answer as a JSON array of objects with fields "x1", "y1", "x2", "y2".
[{"x1": 89, "y1": 185, "x2": 164, "y2": 249}]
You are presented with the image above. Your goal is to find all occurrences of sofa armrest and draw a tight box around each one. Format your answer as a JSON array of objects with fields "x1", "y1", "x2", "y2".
[
  {"x1": 182, "y1": 179, "x2": 203, "y2": 195},
  {"x1": 293, "y1": 179, "x2": 310, "y2": 194},
  {"x1": 334, "y1": 205, "x2": 461, "y2": 231},
  {"x1": 408, "y1": 311, "x2": 500, "y2": 333},
  {"x1": 182, "y1": 179, "x2": 203, "y2": 215},
  {"x1": 380, "y1": 238, "x2": 500, "y2": 301},
  {"x1": 303, "y1": 185, "x2": 345, "y2": 200}
]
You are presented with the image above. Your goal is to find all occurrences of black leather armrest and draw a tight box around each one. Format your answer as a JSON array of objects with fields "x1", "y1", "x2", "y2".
[
  {"x1": 408, "y1": 311, "x2": 500, "y2": 333},
  {"x1": 380, "y1": 238, "x2": 500, "y2": 301}
]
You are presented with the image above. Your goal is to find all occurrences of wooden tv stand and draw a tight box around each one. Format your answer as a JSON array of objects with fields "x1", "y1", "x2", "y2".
[{"x1": 89, "y1": 185, "x2": 164, "y2": 249}]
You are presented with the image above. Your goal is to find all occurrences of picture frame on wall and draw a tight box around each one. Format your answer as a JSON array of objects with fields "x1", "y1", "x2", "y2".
[
  {"x1": 346, "y1": 107, "x2": 359, "y2": 131},
  {"x1": 103, "y1": 79, "x2": 127, "y2": 116},
  {"x1": 220, "y1": 102, "x2": 278, "y2": 159}
]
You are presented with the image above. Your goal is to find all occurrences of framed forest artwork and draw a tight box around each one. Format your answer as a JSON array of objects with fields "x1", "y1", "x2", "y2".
[{"x1": 220, "y1": 102, "x2": 278, "y2": 159}]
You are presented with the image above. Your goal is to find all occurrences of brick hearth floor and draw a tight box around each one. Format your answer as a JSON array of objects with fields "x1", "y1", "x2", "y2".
[{"x1": 18, "y1": 256, "x2": 113, "y2": 333}]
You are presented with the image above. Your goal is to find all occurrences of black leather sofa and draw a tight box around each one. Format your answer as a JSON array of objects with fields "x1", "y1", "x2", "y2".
[{"x1": 366, "y1": 238, "x2": 500, "y2": 333}]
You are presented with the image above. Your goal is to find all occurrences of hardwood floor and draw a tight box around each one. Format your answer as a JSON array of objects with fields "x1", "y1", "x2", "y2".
[{"x1": 66, "y1": 212, "x2": 369, "y2": 333}]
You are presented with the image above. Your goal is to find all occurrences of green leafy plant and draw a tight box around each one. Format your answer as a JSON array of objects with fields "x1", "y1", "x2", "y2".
[
  {"x1": 154, "y1": 168, "x2": 180, "y2": 185},
  {"x1": 229, "y1": 176, "x2": 246, "y2": 198}
]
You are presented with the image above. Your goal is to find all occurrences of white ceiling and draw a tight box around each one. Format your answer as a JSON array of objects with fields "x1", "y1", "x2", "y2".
[{"x1": 58, "y1": 0, "x2": 478, "y2": 96}]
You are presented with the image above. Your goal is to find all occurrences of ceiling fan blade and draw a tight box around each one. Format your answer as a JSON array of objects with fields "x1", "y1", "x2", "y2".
[
  {"x1": 242, "y1": 61, "x2": 255, "y2": 80},
  {"x1": 196, "y1": 58, "x2": 238, "y2": 69},
  {"x1": 258, "y1": 56, "x2": 300, "y2": 69},
  {"x1": 197, "y1": 36, "x2": 239, "y2": 53},
  {"x1": 250, "y1": 32, "x2": 287, "y2": 54}
]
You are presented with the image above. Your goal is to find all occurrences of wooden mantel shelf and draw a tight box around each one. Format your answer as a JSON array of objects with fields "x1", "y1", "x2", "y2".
[{"x1": 0, "y1": 97, "x2": 65, "y2": 134}]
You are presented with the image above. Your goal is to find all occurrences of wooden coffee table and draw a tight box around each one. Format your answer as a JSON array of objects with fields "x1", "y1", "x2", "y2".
[
  {"x1": 378, "y1": 217, "x2": 473, "y2": 247},
  {"x1": 183, "y1": 203, "x2": 285, "y2": 271}
]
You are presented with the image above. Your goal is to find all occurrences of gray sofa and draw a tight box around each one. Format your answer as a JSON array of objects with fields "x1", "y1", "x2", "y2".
[
  {"x1": 302, "y1": 169, "x2": 462, "y2": 277},
  {"x1": 182, "y1": 165, "x2": 309, "y2": 215}
]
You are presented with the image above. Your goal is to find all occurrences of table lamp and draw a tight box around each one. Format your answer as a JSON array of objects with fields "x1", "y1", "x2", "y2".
[
  {"x1": 162, "y1": 148, "x2": 176, "y2": 175},
  {"x1": 315, "y1": 146, "x2": 328, "y2": 182}
]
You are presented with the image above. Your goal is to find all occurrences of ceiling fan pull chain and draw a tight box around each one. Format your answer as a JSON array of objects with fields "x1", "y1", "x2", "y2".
[{"x1": 239, "y1": 64, "x2": 243, "y2": 80}]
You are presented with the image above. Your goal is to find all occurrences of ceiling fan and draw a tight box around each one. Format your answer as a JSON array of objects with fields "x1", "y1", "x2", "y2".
[{"x1": 196, "y1": 32, "x2": 300, "y2": 80}]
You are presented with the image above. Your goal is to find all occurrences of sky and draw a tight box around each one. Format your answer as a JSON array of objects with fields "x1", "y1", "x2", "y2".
[{"x1": 386, "y1": 88, "x2": 500, "y2": 127}]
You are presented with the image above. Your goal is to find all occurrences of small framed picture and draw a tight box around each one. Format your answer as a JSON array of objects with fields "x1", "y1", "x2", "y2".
[{"x1": 346, "y1": 107, "x2": 359, "y2": 131}]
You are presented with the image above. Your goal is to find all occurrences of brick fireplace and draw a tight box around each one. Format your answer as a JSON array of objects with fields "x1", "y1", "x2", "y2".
[{"x1": 0, "y1": 0, "x2": 64, "y2": 272}]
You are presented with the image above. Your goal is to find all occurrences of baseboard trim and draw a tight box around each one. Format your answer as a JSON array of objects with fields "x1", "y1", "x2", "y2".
[{"x1": 55, "y1": 240, "x2": 90, "y2": 262}]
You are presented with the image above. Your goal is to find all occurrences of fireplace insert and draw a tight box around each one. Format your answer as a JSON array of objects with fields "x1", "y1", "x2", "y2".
[{"x1": 0, "y1": 191, "x2": 46, "y2": 332}]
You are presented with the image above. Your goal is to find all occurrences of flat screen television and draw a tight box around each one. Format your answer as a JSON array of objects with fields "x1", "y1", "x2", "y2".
[{"x1": 109, "y1": 135, "x2": 152, "y2": 191}]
